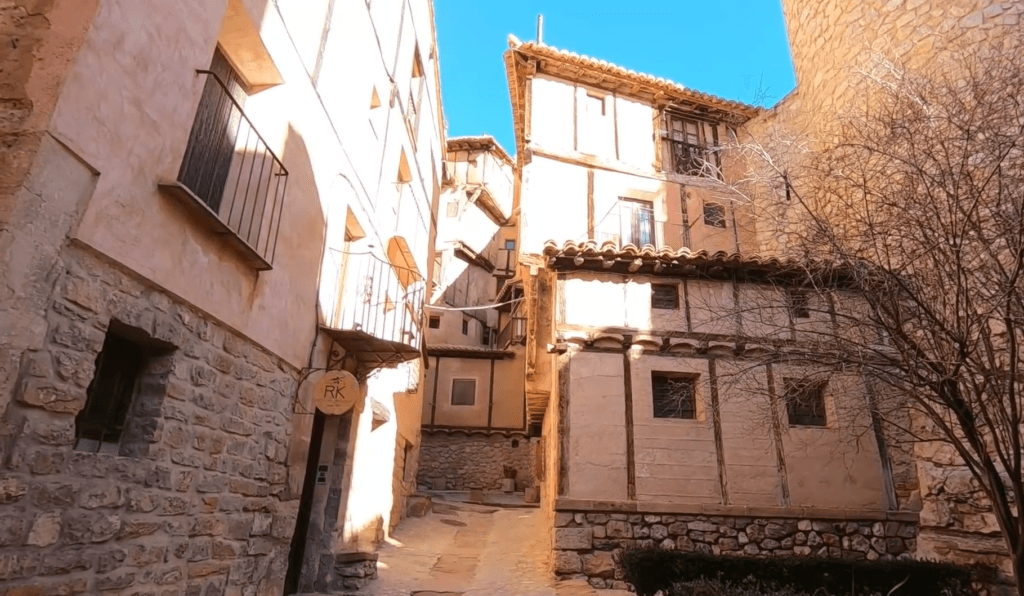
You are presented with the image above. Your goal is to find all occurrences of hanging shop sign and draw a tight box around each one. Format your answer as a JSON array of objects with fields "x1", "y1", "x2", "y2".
[{"x1": 313, "y1": 370, "x2": 361, "y2": 415}]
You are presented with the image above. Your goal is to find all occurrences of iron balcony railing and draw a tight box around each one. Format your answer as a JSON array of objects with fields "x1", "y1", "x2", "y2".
[
  {"x1": 332, "y1": 252, "x2": 425, "y2": 352},
  {"x1": 496, "y1": 298, "x2": 527, "y2": 348},
  {"x1": 177, "y1": 70, "x2": 288, "y2": 266},
  {"x1": 667, "y1": 139, "x2": 722, "y2": 179}
]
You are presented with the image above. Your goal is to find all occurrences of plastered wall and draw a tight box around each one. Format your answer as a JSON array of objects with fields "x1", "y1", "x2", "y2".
[{"x1": 566, "y1": 352, "x2": 628, "y2": 501}]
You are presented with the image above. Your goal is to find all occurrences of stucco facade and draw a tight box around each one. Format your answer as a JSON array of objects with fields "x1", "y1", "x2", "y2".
[
  {"x1": 0, "y1": 0, "x2": 444, "y2": 594},
  {"x1": 501, "y1": 35, "x2": 922, "y2": 588},
  {"x1": 419, "y1": 137, "x2": 534, "y2": 492}
]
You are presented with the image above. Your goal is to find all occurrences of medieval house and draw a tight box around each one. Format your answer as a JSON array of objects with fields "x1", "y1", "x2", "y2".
[
  {"x1": 502, "y1": 37, "x2": 920, "y2": 588},
  {"x1": 0, "y1": 0, "x2": 444, "y2": 594},
  {"x1": 418, "y1": 136, "x2": 535, "y2": 493}
]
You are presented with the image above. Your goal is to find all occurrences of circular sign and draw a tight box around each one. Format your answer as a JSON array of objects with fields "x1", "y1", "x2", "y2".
[{"x1": 314, "y1": 370, "x2": 361, "y2": 415}]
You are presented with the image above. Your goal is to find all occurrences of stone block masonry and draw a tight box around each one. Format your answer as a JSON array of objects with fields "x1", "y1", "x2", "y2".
[
  {"x1": 0, "y1": 245, "x2": 302, "y2": 596},
  {"x1": 553, "y1": 508, "x2": 918, "y2": 590},
  {"x1": 417, "y1": 430, "x2": 536, "y2": 491}
]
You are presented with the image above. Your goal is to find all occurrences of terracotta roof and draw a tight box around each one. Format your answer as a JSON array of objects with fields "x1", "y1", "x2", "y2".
[
  {"x1": 541, "y1": 240, "x2": 854, "y2": 285},
  {"x1": 447, "y1": 135, "x2": 514, "y2": 166},
  {"x1": 504, "y1": 36, "x2": 763, "y2": 157}
]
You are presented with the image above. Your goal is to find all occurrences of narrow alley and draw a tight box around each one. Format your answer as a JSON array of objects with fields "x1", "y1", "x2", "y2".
[{"x1": 329, "y1": 500, "x2": 626, "y2": 596}]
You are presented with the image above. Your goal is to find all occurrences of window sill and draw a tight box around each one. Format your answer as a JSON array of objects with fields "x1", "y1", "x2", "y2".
[{"x1": 158, "y1": 180, "x2": 272, "y2": 271}]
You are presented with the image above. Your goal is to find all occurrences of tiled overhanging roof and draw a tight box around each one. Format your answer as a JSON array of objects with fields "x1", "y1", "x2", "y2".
[
  {"x1": 447, "y1": 135, "x2": 514, "y2": 166},
  {"x1": 511, "y1": 38, "x2": 762, "y2": 117},
  {"x1": 541, "y1": 240, "x2": 855, "y2": 286},
  {"x1": 503, "y1": 36, "x2": 762, "y2": 161}
]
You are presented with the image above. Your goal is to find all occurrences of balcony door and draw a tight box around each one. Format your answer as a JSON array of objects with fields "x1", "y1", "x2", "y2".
[{"x1": 619, "y1": 198, "x2": 656, "y2": 248}]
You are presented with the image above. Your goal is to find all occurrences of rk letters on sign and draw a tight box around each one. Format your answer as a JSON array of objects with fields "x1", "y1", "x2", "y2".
[{"x1": 314, "y1": 370, "x2": 360, "y2": 415}]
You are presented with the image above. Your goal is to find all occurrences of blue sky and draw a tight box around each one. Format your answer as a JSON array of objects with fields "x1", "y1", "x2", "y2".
[{"x1": 434, "y1": 0, "x2": 796, "y2": 152}]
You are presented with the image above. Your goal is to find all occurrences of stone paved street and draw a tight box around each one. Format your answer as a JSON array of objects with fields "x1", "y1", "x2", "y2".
[{"x1": 313, "y1": 500, "x2": 627, "y2": 596}]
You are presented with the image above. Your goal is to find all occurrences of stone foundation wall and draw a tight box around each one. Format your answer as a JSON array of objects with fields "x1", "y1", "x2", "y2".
[
  {"x1": 417, "y1": 431, "x2": 536, "y2": 491},
  {"x1": 553, "y1": 509, "x2": 918, "y2": 590},
  {"x1": 0, "y1": 246, "x2": 301, "y2": 596}
]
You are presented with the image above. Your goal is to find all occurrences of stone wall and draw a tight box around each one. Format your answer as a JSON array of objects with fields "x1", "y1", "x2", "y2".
[
  {"x1": 417, "y1": 430, "x2": 536, "y2": 491},
  {"x1": 0, "y1": 245, "x2": 301, "y2": 596},
  {"x1": 553, "y1": 508, "x2": 918, "y2": 590},
  {"x1": 915, "y1": 439, "x2": 1015, "y2": 579}
]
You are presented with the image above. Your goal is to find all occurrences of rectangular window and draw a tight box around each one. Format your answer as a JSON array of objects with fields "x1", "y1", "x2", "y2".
[
  {"x1": 652, "y1": 373, "x2": 697, "y2": 419},
  {"x1": 618, "y1": 198, "x2": 656, "y2": 247},
  {"x1": 451, "y1": 378, "x2": 476, "y2": 406},
  {"x1": 428, "y1": 316, "x2": 440, "y2": 329},
  {"x1": 481, "y1": 324, "x2": 491, "y2": 346},
  {"x1": 651, "y1": 284, "x2": 679, "y2": 309},
  {"x1": 432, "y1": 253, "x2": 442, "y2": 288},
  {"x1": 664, "y1": 113, "x2": 721, "y2": 178},
  {"x1": 784, "y1": 378, "x2": 828, "y2": 426},
  {"x1": 446, "y1": 201, "x2": 459, "y2": 218},
  {"x1": 703, "y1": 202, "x2": 726, "y2": 228},
  {"x1": 75, "y1": 324, "x2": 173, "y2": 456},
  {"x1": 462, "y1": 318, "x2": 469, "y2": 335},
  {"x1": 504, "y1": 239, "x2": 516, "y2": 251},
  {"x1": 585, "y1": 93, "x2": 606, "y2": 116},
  {"x1": 787, "y1": 289, "x2": 811, "y2": 319}
]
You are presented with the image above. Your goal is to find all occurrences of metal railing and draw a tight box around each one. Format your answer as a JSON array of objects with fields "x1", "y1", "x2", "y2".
[
  {"x1": 595, "y1": 203, "x2": 658, "y2": 247},
  {"x1": 667, "y1": 139, "x2": 722, "y2": 179},
  {"x1": 497, "y1": 299, "x2": 527, "y2": 348},
  {"x1": 178, "y1": 70, "x2": 288, "y2": 264},
  {"x1": 333, "y1": 252, "x2": 425, "y2": 351}
]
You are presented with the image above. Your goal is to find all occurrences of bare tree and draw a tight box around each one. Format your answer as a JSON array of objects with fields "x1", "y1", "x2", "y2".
[{"x1": 725, "y1": 44, "x2": 1024, "y2": 592}]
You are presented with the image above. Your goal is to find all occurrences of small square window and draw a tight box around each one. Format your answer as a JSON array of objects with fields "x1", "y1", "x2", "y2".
[
  {"x1": 787, "y1": 289, "x2": 811, "y2": 319},
  {"x1": 703, "y1": 202, "x2": 726, "y2": 228},
  {"x1": 504, "y1": 239, "x2": 515, "y2": 251},
  {"x1": 428, "y1": 316, "x2": 440, "y2": 329},
  {"x1": 451, "y1": 378, "x2": 476, "y2": 406},
  {"x1": 784, "y1": 378, "x2": 828, "y2": 427},
  {"x1": 462, "y1": 318, "x2": 469, "y2": 335},
  {"x1": 652, "y1": 373, "x2": 697, "y2": 419},
  {"x1": 75, "y1": 323, "x2": 174, "y2": 456},
  {"x1": 651, "y1": 284, "x2": 679, "y2": 310},
  {"x1": 446, "y1": 201, "x2": 459, "y2": 218}
]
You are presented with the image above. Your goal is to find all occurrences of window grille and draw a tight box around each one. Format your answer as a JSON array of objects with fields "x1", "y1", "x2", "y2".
[
  {"x1": 652, "y1": 373, "x2": 697, "y2": 419},
  {"x1": 703, "y1": 202, "x2": 727, "y2": 228},
  {"x1": 619, "y1": 199, "x2": 656, "y2": 247},
  {"x1": 784, "y1": 378, "x2": 828, "y2": 426}
]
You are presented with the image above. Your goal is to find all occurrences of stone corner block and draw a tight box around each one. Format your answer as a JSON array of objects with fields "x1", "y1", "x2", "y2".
[{"x1": 554, "y1": 526, "x2": 593, "y2": 550}]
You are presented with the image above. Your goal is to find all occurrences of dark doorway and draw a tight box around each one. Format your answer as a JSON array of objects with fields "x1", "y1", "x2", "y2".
[{"x1": 284, "y1": 409, "x2": 326, "y2": 595}]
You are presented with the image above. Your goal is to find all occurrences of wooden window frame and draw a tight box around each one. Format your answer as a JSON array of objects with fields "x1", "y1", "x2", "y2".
[
  {"x1": 663, "y1": 111, "x2": 722, "y2": 179},
  {"x1": 651, "y1": 284, "x2": 680, "y2": 310}
]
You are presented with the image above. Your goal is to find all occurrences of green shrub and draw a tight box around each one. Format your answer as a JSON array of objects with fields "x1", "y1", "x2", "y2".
[{"x1": 619, "y1": 548, "x2": 986, "y2": 596}]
